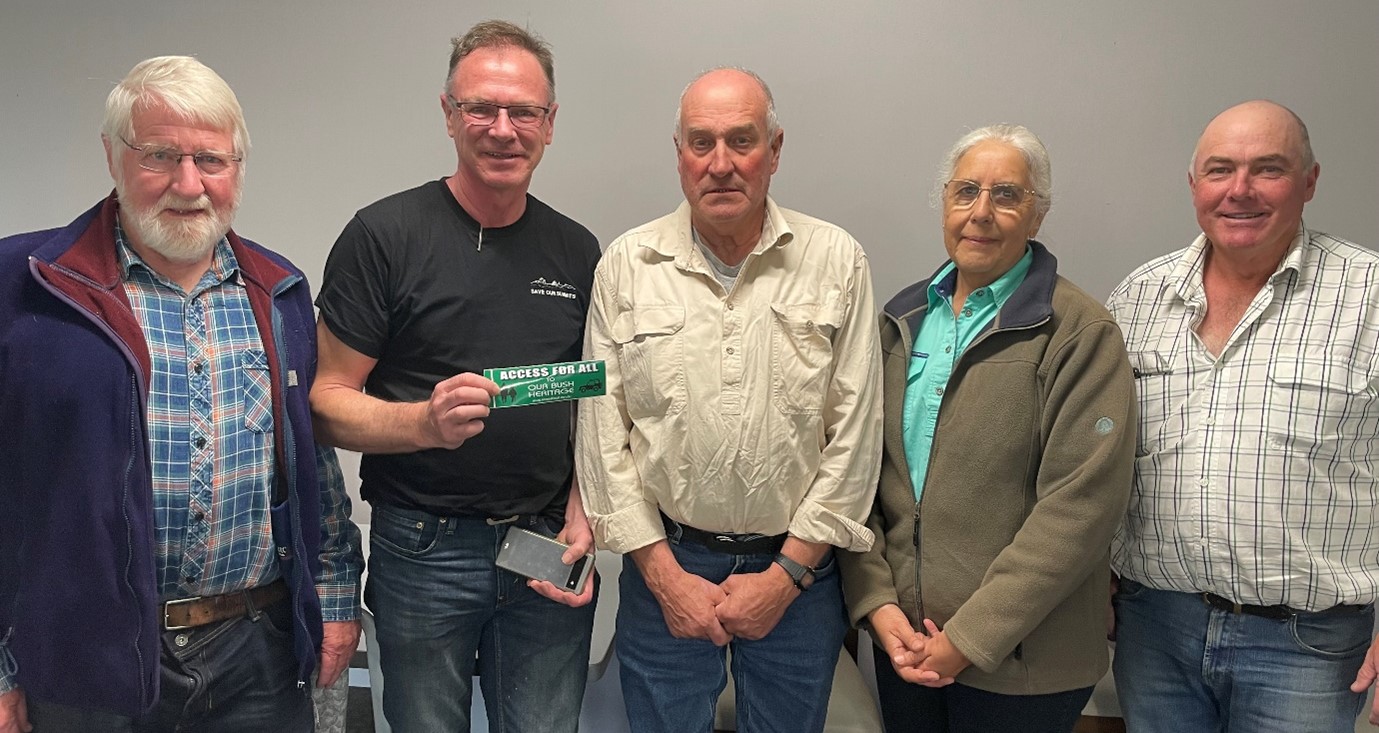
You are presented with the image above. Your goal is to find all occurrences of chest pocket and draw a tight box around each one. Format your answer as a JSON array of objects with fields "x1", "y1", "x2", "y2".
[
  {"x1": 1267, "y1": 356, "x2": 1374, "y2": 450},
  {"x1": 241, "y1": 348, "x2": 274, "y2": 433},
  {"x1": 611, "y1": 305, "x2": 686, "y2": 419},
  {"x1": 771, "y1": 302, "x2": 843, "y2": 415},
  {"x1": 1128, "y1": 350, "x2": 1176, "y2": 456}
]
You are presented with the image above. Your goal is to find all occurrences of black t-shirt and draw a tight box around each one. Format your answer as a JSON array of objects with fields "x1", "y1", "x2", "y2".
[{"x1": 317, "y1": 179, "x2": 601, "y2": 516}]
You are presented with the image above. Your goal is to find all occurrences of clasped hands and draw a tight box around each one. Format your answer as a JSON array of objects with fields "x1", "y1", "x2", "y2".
[
  {"x1": 653, "y1": 562, "x2": 802, "y2": 646},
  {"x1": 868, "y1": 603, "x2": 969, "y2": 687}
]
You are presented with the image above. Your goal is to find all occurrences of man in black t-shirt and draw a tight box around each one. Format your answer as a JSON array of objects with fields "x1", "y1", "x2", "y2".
[{"x1": 310, "y1": 20, "x2": 599, "y2": 733}]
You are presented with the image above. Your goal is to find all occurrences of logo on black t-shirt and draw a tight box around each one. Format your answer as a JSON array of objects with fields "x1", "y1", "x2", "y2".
[{"x1": 530, "y1": 277, "x2": 578, "y2": 300}]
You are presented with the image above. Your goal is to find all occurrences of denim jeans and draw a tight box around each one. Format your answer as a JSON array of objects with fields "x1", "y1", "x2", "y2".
[
  {"x1": 27, "y1": 594, "x2": 312, "y2": 733},
  {"x1": 365, "y1": 504, "x2": 596, "y2": 733},
  {"x1": 617, "y1": 539, "x2": 848, "y2": 733},
  {"x1": 1113, "y1": 578, "x2": 1372, "y2": 733},
  {"x1": 872, "y1": 652, "x2": 1092, "y2": 733}
]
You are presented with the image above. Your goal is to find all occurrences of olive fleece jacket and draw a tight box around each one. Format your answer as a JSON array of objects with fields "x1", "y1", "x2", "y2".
[{"x1": 839, "y1": 241, "x2": 1136, "y2": 695}]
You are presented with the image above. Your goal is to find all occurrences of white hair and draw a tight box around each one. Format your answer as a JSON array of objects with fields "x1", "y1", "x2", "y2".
[
  {"x1": 103, "y1": 56, "x2": 249, "y2": 165},
  {"x1": 933, "y1": 123, "x2": 1052, "y2": 216}
]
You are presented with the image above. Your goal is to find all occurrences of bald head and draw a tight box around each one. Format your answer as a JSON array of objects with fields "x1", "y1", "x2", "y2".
[
  {"x1": 674, "y1": 67, "x2": 779, "y2": 146},
  {"x1": 1188, "y1": 99, "x2": 1319, "y2": 263},
  {"x1": 1191, "y1": 100, "x2": 1314, "y2": 180}
]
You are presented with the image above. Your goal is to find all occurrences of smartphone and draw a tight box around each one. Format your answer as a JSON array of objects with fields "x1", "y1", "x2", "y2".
[{"x1": 496, "y1": 527, "x2": 594, "y2": 595}]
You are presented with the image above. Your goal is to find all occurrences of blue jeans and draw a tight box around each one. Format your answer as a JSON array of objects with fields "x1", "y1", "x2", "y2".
[
  {"x1": 1113, "y1": 578, "x2": 1371, "y2": 733},
  {"x1": 365, "y1": 504, "x2": 596, "y2": 733},
  {"x1": 27, "y1": 594, "x2": 312, "y2": 733},
  {"x1": 872, "y1": 651, "x2": 1091, "y2": 733},
  {"x1": 617, "y1": 539, "x2": 848, "y2": 733}
]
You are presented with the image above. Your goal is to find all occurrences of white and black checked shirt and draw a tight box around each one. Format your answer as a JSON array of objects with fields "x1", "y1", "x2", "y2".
[{"x1": 1107, "y1": 225, "x2": 1379, "y2": 610}]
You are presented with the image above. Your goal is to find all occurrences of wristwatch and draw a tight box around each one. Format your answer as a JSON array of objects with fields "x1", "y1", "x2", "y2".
[{"x1": 773, "y1": 553, "x2": 816, "y2": 591}]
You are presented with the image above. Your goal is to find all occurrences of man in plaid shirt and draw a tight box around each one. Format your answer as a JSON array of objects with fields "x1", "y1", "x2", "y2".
[
  {"x1": 0, "y1": 56, "x2": 361, "y2": 732},
  {"x1": 1109, "y1": 100, "x2": 1379, "y2": 733}
]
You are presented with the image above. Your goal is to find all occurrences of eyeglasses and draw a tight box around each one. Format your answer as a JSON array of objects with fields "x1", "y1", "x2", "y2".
[
  {"x1": 447, "y1": 96, "x2": 551, "y2": 129},
  {"x1": 121, "y1": 137, "x2": 241, "y2": 177},
  {"x1": 945, "y1": 179, "x2": 1037, "y2": 210}
]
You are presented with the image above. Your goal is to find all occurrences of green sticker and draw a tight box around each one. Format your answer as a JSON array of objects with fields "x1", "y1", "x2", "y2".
[{"x1": 484, "y1": 359, "x2": 607, "y2": 408}]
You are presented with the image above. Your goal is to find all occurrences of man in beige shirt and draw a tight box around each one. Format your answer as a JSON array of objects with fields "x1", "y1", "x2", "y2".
[{"x1": 575, "y1": 67, "x2": 882, "y2": 733}]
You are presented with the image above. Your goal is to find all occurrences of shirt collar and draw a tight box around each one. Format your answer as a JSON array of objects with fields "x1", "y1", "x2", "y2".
[
  {"x1": 1169, "y1": 222, "x2": 1308, "y2": 303},
  {"x1": 926, "y1": 244, "x2": 1034, "y2": 311},
  {"x1": 649, "y1": 196, "x2": 795, "y2": 259}
]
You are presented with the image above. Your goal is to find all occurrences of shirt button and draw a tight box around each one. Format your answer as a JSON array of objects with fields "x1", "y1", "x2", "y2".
[
  {"x1": 934, "y1": 387, "x2": 944, "y2": 396},
  {"x1": 962, "y1": 308, "x2": 973, "y2": 317},
  {"x1": 1198, "y1": 478, "x2": 1209, "y2": 487},
  {"x1": 726, "y1": 347, "x2": 734, "y2": 355},
  {"x1": 192, "y1": 510, "x2": 205, "y2": 522},
  {"x1": 974, "y1": 289, "x2": 986, "y2": 297},
  {"x1": 183, "y1": 574, "x2": 196, "y2": 585},
  {"x1": 192, "y1": 363, "x2": 203, "y2": 375},
  {"x1": 944, "y1": 346, "x2": 952, "y2": 353},
  {"x1": 194, "y1": 436, "x2": 206, "y2": 449}
]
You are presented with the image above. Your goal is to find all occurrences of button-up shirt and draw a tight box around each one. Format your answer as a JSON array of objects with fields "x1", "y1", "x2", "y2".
[
  {"x1": 1107, "y1": 226, "x2": 1379, "y2": 610},
  {"x1": 904, "y1": 248, "x2": 1032, "y2": 499},
  {"x1": 117, "y1": 223, "x2": 358, "y2": 618},
  {"x1": 576, "y1": 198, "x2": 883, "y2": 553},
  {"x1": 0, "y1": 220, "x2": 360, "y2": 696}
]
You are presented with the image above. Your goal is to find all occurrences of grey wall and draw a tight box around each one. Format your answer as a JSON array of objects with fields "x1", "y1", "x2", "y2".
[{"x1": 5, "y1": 0, "x2": 1377, "y2": 520}]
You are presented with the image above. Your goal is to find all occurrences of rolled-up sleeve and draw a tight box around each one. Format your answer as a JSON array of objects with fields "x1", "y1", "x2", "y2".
[
  {"x1": 576, "y1": 261, "x2": 667, "y2": 554},
  {"x1": 786, "y1": 245, "x2": 883, "y2": 552}
]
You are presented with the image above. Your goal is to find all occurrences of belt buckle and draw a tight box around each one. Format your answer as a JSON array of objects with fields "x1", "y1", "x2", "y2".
[{"x1": 163, "y1": 596, "x2": 202, "y2": 631}]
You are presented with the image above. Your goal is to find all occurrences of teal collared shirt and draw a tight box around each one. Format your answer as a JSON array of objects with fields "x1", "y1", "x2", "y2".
[{"x1": 903, "y1": 246, "x2": 1033, "y2": 499}]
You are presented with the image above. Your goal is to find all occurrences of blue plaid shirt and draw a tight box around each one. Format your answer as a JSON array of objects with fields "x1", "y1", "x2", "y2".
[
  {"x1": 0, "y1": 224, "x2": 360, "y2": 696},
  {"x1": 116, "y1": 222, "x2": 359, "y2": 620}
]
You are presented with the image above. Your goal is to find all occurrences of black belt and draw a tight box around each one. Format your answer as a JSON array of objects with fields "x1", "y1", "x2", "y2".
[
  {"x1": 485, "y1": 513, "x2": 550, "y2": 530},
  {"x1": 1201, "y1": 592, "x2": 1370, "y2": 621},
  {"x1": 661, "y1": 513, "x2": 786, "y2": 556}
]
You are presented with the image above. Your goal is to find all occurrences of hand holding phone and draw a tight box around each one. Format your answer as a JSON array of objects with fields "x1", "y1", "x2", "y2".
[{"x1": 496, "y1": 527, "x2": 594, "y2": 595}]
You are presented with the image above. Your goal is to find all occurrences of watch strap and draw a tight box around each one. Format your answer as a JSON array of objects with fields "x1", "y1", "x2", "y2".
[{"x1": 773, "y1": 553, "x2": 815, "y2": 591}]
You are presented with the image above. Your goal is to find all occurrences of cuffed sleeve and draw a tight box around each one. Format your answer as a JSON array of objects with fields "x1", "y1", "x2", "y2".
[
  {"x1": 787, "y1": 245, "x2": 882, "y2": 552},
  {"x1": 0, "y1": 639, "x2": 16, "y2": 695},
  {"x1": 576, "y1": 262, "x2": 667, "y2": 554},
  {"x1": 837, "y1": 495, "x2": 902, "y2": 628},
  {"x1": 313, "y1": 444, "x2": 363, "y2": 621}
]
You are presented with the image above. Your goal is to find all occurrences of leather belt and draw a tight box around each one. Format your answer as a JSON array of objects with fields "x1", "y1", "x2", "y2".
[
  {"x1": 1201, "y1": 592, "x2": 1369, "y2": 621},
  {"x1": 163, "y1": 578, "x2": 289, "y2": 631},
  {"x1": 662, "y1": 513, "x2": 786, "y2": 556}
]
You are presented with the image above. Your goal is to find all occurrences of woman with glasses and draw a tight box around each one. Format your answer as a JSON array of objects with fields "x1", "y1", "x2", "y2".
[{"x1": 838, "y1": 124, "x2": 1136, "y2": 732}]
